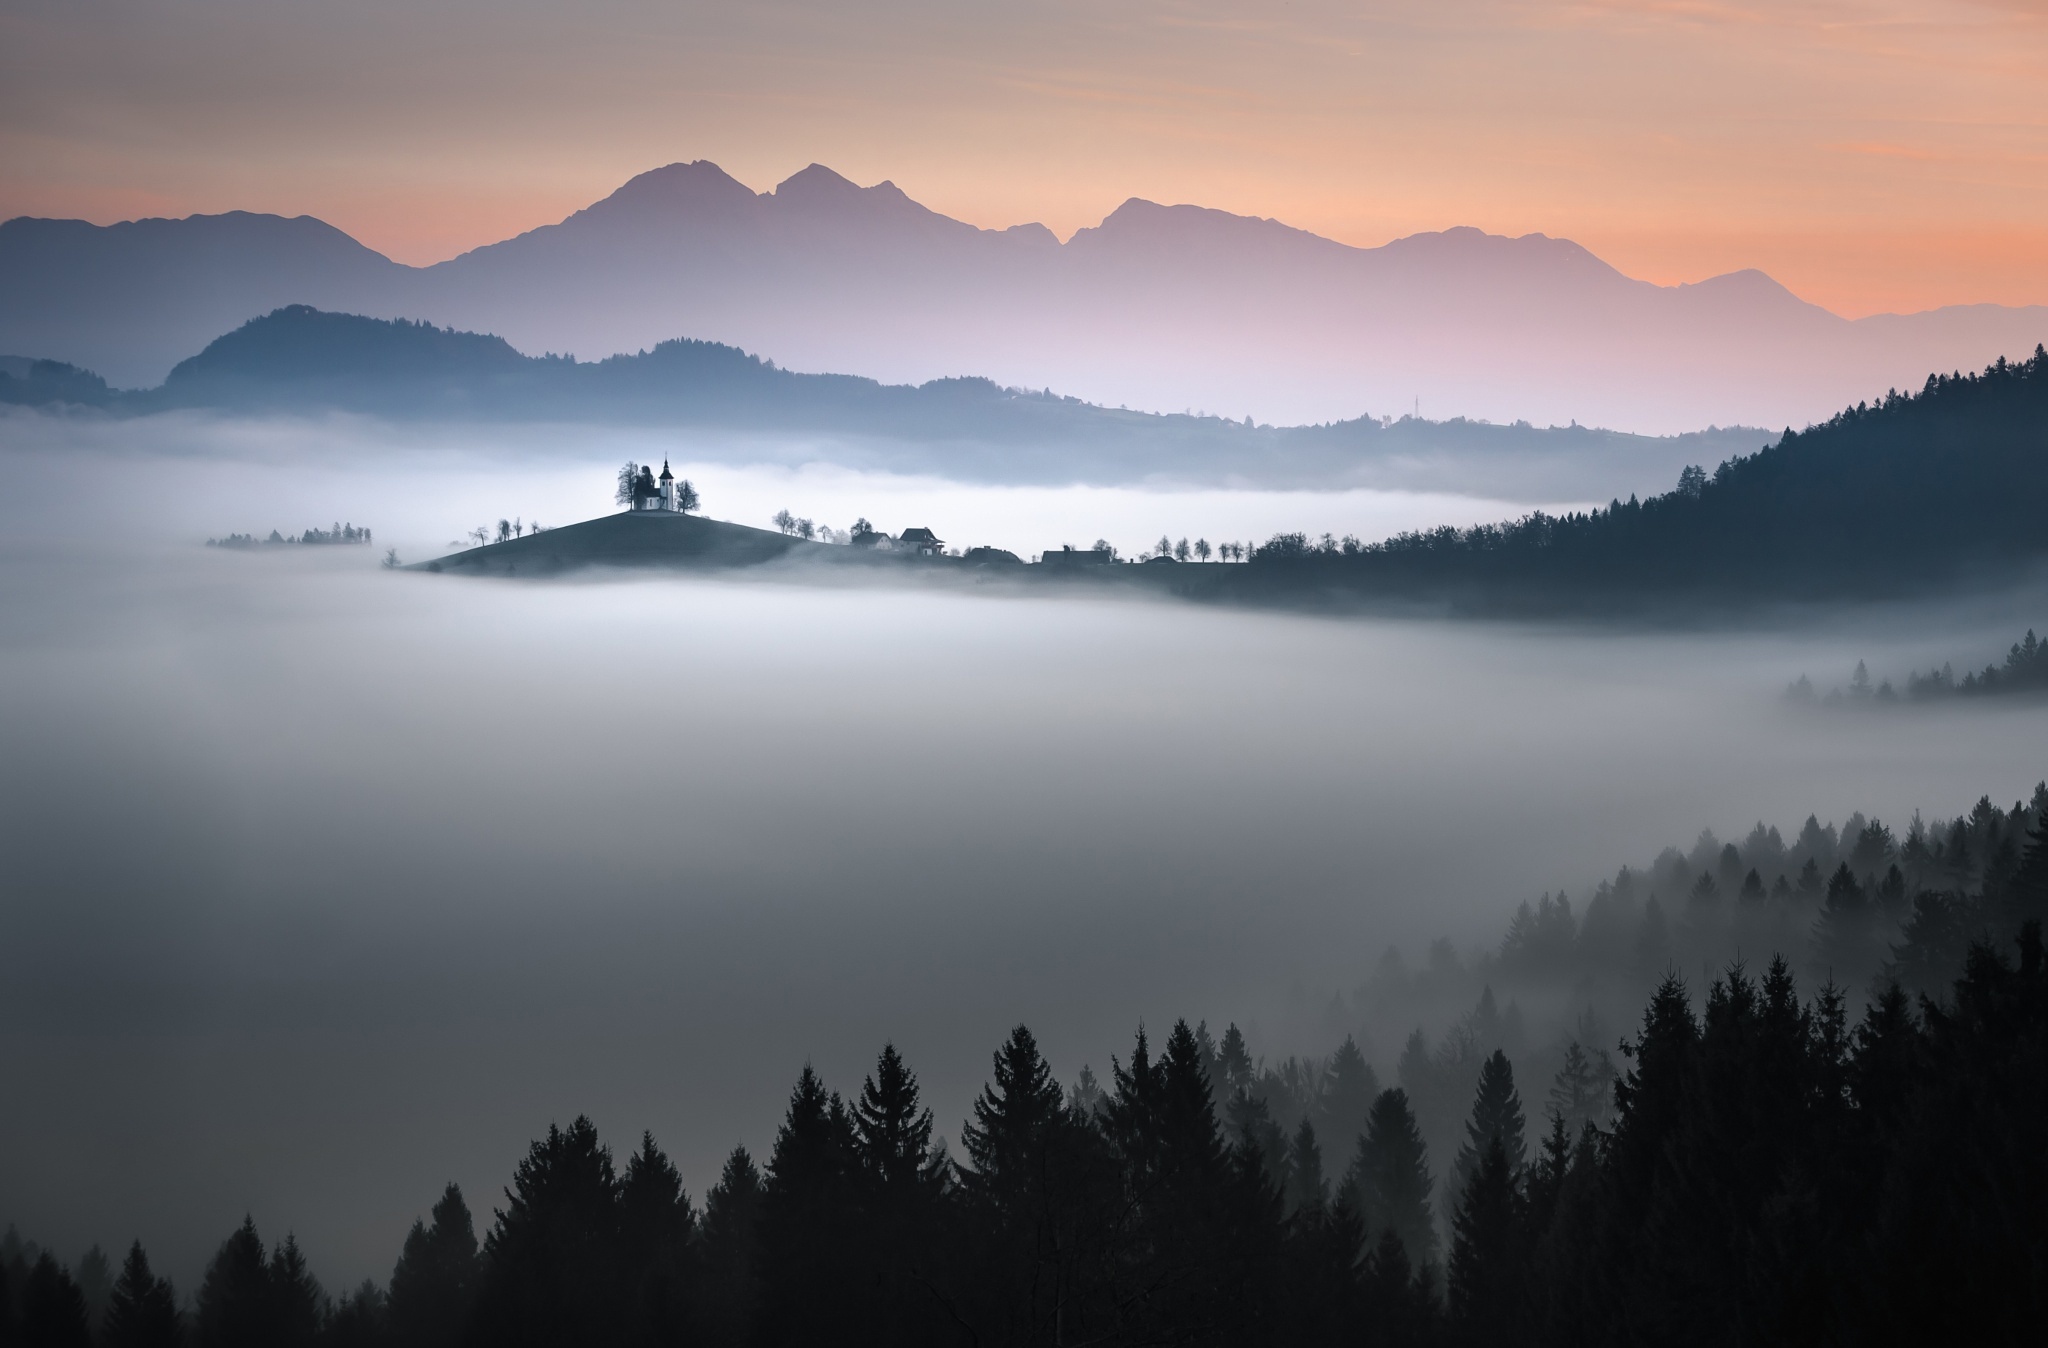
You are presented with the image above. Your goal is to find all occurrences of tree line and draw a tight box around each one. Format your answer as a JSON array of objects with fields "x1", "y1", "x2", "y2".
[
  {"x1": 6, "y1": 925, "x2": 2043, "y2": 1347},
  {"x1": 6, "y1": 795, "x2": 2043, "y2": 1347},
  {"x1": 1219, "y1": 347, "x2": 2048, "y2": 612}
]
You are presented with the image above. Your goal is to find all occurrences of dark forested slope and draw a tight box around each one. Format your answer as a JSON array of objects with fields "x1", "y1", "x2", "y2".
[
  {"x1": 1222, "y1": 347, "x2": 2048, "y2": 609},
  {"x1": 7, "y1": 791, "x2": 2043, "y2": 1348}
]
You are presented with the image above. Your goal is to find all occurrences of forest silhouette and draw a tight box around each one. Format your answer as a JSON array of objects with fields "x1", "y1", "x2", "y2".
[
  {"x1": 1226, "y1": 346, "x2": 2048, "y2": 611},
  {"x1": 5, "y1": 788, "x2": 2045, "y2": 1348}
]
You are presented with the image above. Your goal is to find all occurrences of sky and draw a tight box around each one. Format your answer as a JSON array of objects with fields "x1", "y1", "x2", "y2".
[{"x1": 3, "y1": 1, "x2": 2048, "y2": 317}]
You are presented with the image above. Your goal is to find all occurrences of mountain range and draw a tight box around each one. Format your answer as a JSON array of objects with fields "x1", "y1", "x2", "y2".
[
  {"x1": 0, "y1": 306, "x2": 1763, "y2": 498},
  {"x1": 4, "y1": 160, "x2": 2046, "y2": 434}
]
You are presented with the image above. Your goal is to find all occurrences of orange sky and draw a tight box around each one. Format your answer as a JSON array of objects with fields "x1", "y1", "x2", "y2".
[{"x1": 4, "y1": 0, "x2": 2047, "y2": 316}]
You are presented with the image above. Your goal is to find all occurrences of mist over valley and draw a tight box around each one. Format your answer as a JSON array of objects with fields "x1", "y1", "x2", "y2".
[{"x1": 3, "y1": 418, "x2": 2044, "y2": 1300}]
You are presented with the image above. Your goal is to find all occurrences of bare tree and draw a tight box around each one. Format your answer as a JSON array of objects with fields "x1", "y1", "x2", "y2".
[
  {"x1": 1194, "y1": 538, "x2": 1212, "y2": 562},
  {"x1": 772, "y1": 509, "x2": 796, "y2": 535},
  {"x1": 497, "y1": 519, "x2": 512, "y2": 543},
  {"x1": 797, "y1": 518, "x2": 816, "y2": 540},
  {"x1": 677, "y1": 479, "x2": 701, "y2": 513},
  {"x1": 382, "y1": 548, "x2": 400, "y2": 569},
  {"x1": 1174, "y1": 537, "x2": 1190, "y2": 561},
  {"x1": 615, "y1": 461, "x2": 641, "y2": 506},
  {"x1": 513, "y1": 518, "x2": 524, "y2": 537}
]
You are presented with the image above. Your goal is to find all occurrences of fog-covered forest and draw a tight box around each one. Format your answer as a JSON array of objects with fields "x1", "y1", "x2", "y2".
[
  {"x1": 8, "y1": 784, "x2": 2042, "y2": 1348},
  {"x1": 1223, "y1": 348, "x2": 2048, "y2": 610}
]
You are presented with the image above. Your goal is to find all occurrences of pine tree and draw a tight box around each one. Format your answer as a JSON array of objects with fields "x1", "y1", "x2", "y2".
[
  {"x1": 1102, "y1": 1021, "x2": 1241, "y2": 1343},
  {"x1": 756, "y1": 1067, "x2": 857, "y2": 1348},
  {"x1": 853, "y1": 1043, "x2": 939, "y2": 1198},
  {"x1": 265, "y1": 1237, "x2": 324, "y2": 1348},
  {"x1": 324, "y1": 1281, "x2": 387, "y2": 1348},
  {"x1": 19, "y1": 1254, "x2": 91, "y2": 1348},
  {"x1": 1353, "y1": 1088, "x2": 1438, "y2": 1271},
  {"x1": 1314, "y1": 1035, "x2": 1379, "y2": 1172},
  {"x1": 472, "y1": 1117, "x2": 624, "y2": 1348},
  {"x1": 1359, "y1": 1226, "x2": 1435, "y2": 1348},
  {"x1": 960, "y1": 1024, "x2": 1118, "y2": 1348},
  {"x1": 196, "y1": 1218, "x2": 272, "y2": 1348},
  {"x1": 698, "y1": 1147, "x2": 763, "y2": 1348},
  {"x1": 617, "y1": 1133, "x2": 696, "y2": 1347},
  {"x1": 1449, "y1": 1050, "x2": 1526, "y2": 1212},
  {"x1": 849, "y1": 1044, "x2": 945, "y2": 1343},
  {"x1": 102, "y1": 1242, "x2": 180, "y2": 1348},
  {"x1": 1214, "y1": 1022, "x2": 1254, "y2": 1101},
  {"x1": 1286, "y1": 1116, "x2": 1328, "y2": 1214},
  {"x1": 1447, "y1": 1137, "x2": 1527, "y2": 1344},
  {"x1": 388, "y1": 1184, "x2": 479, "y2": 1348}
]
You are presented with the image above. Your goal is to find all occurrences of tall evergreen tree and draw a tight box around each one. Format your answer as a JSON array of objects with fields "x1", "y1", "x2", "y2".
[
  {"x1": 18, "y1": 1254, "x2": 90, "y2": 1348},
  {"x1": 1313, "y1": 1035, "x2": 1379, "y2": 1173},
  {"x1": 102, "y1": 1243, "x2": 180, "y2": 1348},
  {"x1": 698, "y1": 1146, "x2": 763, "y2": 1348},
  {"x1": 387, "y1": 1184, "x2": 478, "y2": 1348},
  {"x1": 1286, "y1": 1116, "x2": 1328, "y2": 1215},
  {"x1": 1358, "y1": 1227, "x2": 1435, "y2": 1348},
  {"x1": 265, "y1": 1237, "x2": 324, "y2": 1348},
  {"x1": 471, "y1": 1117, "x2": 623, "y2": 1348},
  {"x1": 195, "y1": 1219, "x2": 273, "y2": 1348},
  {"x1": 617, "y1": 1134, "x2": 696, "y2": 1347},
  {"x1": 756, "y1": 1067, "x2": 857, "y2": 1348},
  {"x1": 1353, "y1": 1088, "x2": 1438, "y2": 1271},
  {"x1": 850, "y1": 1044, "x2": 947, "y2": 1342},
  {"x1": 1449, "y1": 1049, "x2": 1526, "y2": 1212},
  {"x1": 1447, "y1": 1137, "x2": 1527, "y2": 1346}
]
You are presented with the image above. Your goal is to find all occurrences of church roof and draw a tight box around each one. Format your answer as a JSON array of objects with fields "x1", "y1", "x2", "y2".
[{"x1": 658, "y1": 460, "x2": 674, "y2": 481}]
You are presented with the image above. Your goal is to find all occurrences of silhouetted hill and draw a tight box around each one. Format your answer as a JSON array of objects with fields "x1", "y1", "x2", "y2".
[
  {"x1": 7, "y1": 160, "x2": 2046, "y2": 431},
  {"x1": 78, "y1": 306, "x2": 1757, "y2": 494},
  {"x1": 0, "y1": 211, "x2": 409, "y2": 387},
  {"x1": 1202, "y1": 348, "x2": 2048, "y2": 612}
]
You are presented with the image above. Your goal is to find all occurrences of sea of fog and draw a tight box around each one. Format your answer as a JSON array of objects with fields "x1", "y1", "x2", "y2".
[{"x1": 3, "y1": 409, "x2": 2046, "y2": 1289}]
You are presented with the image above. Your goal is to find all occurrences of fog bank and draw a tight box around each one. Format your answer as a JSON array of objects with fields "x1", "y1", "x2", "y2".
[{"x1": 2, "y1": 419, "x2": 2044, "y2": 1292}]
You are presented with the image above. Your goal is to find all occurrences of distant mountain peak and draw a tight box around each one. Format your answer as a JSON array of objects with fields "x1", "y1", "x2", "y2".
[
  {"x1": 774, "y1": 163, "x2": 864, "y2": 201},
  {"x1": 582, "y1": 160, "x2": 757, "y2": 219}
]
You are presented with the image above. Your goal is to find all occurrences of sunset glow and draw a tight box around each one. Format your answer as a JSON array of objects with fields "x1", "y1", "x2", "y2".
[{"x1": 5, "y1": 1, "x2": 2048, "y2": 314}]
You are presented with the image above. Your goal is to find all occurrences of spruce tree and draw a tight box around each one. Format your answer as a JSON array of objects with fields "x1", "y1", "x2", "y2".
[
  {"x1": 18, "y1": 1254, "x2": 91, "y2": 1348},
  {"x1": 756, "y1": 1067, "x2": 857, "y2": 1348},
  {"x1": 1314, "y1": 1035, "x2": 1379, "y2": 1171},
  {"x1": 1450, "y1": 1050, "x2": 1526, "y2": 1211},
  {"x1": 1286, "y1": 1116, "x2": 1328, "y2": 1214},
  {"x1": 196, "y1": 1218, "x2": 272, "y2": 1348},
  {"x1": 849, "y1": 1044, "x2": 945, "y2": 1343},
  {"x1": 265, "y1": 1237, "x2": 324, "y2": 1348},
  {"x1": 387, "y1": 1184, "x2": 479, "y2": 1348},
  {"x1": 1359, "y1": 1226, "x2": 1435, "y2": 1348},
  {"x1": 1447, "y1": 1137, "x2": 1527, "y2": 1345},
  {"x1": 1354, "y1": 1088, "x2": 1438, "y2": 1271},
  {"x1": 472, "y1": 1117, "x2": 624, "y2": 1348},
  {"x1": 102, "y1": 1242, "x2": 180, "y2": 1348},
  {"x1": 699, "y1": 1147, "x2": 763, "y2": 1348},
  {"x1": 618, "y1": 1133, "x2": 696, "y2": 1347},
  {"x1": 324, "y1": 1282, "x2": 387, "y2": 1348}
]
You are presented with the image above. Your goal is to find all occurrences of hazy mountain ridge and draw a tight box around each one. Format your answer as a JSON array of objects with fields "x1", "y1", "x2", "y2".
[
  {"x1": 1, "y1": 305, "x2": 1765, "y2": 496},
  {"x1": 5, "y1": 160, "x2": 2045, "y2": 431}
]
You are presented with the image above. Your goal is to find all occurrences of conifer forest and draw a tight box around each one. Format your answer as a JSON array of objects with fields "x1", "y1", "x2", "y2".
[{"x1": 7, "y1": 787, "x2": 2045, "y2": 1348}]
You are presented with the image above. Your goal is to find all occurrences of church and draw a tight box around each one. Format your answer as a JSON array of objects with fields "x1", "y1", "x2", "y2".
[{"x1": 628, "y1": 461, "x2": 695, "y2": 513}]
